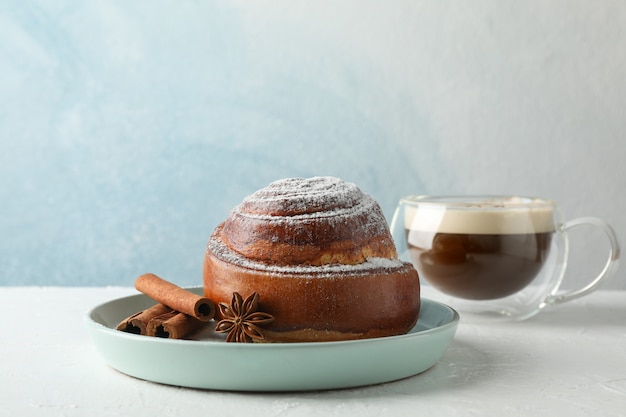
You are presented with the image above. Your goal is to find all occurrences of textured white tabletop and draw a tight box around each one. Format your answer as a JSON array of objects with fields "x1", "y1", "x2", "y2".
[{"x1": 1, "y1": 286, "x2": 624, "y2": 417}]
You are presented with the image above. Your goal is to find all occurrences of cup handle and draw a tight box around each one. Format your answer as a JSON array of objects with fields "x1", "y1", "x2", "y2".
[{"x1": 544, "y1": 217, "x2": 621, "y2": 306}]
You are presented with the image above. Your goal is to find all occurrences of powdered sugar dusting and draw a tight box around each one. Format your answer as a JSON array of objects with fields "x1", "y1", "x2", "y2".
[
  {"x1": 230, "y1": 176, "x2": 389, "y2": 237},
  {"x1": 237, "y1": 176, "x2": 362, "y2": 216},
  {"x1": 207, "y1": 235, "x2": 406, "y2": 277},
  {"x1": 210, "y1": 176, "x2": 402, "y2": 273}
]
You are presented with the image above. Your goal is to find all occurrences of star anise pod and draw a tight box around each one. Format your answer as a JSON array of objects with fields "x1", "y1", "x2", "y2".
[{"x1": 215, "y1": 292, "x2": 274, "y2": 343}]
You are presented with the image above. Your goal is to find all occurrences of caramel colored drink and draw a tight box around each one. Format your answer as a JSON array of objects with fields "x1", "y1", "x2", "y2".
[
  {"x1": 406, "y1": 230, "x2": 553, "y2": 299},
  {"x1": 391, "y1": 195, "x2": 619, "y2": 320},
  {"x1": 403, "y1": 199, "x2": 555, "y2": 300}
]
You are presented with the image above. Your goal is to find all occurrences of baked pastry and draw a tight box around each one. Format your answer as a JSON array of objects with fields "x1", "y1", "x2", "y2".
[{"x1": 203, "y1": 176, "x2": 420, "y2": 342}]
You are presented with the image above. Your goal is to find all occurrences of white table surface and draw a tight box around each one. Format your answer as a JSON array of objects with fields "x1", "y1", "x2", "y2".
[{"x1": 1, "y1": 286, "x2": 625, "y2": 417}]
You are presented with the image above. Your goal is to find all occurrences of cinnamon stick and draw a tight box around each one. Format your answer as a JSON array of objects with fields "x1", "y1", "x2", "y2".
[
  {"x1": 116, "y1": 303, "x2": 173, "y2": 335},
  {"x1": 134, "y1": 273, "x2": 215, "y2": 322},
  {"x1": 146, "y1": 310, "x2": 205, "y2": 339}
]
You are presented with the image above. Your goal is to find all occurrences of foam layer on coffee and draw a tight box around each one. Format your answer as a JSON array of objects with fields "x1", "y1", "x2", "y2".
[{"x1": 404, "y1": 202, "x2": 555, "y2": 234}]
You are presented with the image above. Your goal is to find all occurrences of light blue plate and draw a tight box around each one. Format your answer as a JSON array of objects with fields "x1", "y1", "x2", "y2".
[{"x1": 85, "y1": 288, "x2": 459, "y2": 391}]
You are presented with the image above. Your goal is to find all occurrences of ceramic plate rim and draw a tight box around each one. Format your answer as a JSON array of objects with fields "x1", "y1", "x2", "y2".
[
  {"x1": 85, "y1": 288, "x2": 459, "y2": 347},
  {"x1": 85, "y1": 287, "x2": 460, "y2": 391}
]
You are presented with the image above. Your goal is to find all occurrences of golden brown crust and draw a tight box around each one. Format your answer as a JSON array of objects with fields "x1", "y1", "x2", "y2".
[
  {"x1": 204, "y1": 247, "x2": 420, "y2": 342},
  {"x1": 203, "y1": 177, "x2": 421, "y2": 342},
  {"x1": 220, "y1": 176, "x2": 397, "y2": 266}
]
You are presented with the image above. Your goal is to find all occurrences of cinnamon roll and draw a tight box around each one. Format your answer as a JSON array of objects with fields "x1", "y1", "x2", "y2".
[{"x1": 203, "y1": 176, "x2": 420, "y2": 342}]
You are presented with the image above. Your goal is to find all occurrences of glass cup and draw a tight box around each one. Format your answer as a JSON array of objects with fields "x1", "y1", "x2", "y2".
[{"x1": 390, "y1": 195, "x2": 620, "y2": 321}]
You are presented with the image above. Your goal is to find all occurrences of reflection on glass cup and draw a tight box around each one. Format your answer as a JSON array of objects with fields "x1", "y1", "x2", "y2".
[{"x1": 390, "y1": 196, "x2": 620, "y2": 320}]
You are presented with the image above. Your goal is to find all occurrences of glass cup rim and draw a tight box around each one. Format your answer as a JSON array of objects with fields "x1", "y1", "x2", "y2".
[{"x1": 399, "y1": 195, "x2": 556, "y2": 209}]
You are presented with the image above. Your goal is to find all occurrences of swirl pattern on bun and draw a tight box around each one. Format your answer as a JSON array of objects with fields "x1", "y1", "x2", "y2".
[{"x1": 204, "y1": 177, "x2": 420, "y2": 342}]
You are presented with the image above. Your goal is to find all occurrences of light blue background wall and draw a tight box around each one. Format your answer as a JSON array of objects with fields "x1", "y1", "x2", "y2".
[{"x1": 1, "y1": 1, "x2": 624, "y2": 289}]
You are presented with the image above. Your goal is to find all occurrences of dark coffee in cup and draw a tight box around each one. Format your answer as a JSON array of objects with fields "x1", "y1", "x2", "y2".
[
  {"x1": 404, "y1": 202, "x2": 555, "y2": 300},
  {"x1": 392, "y1": 195, "x2": 619, "y2": 319},
  {"x1": 406, "y1": 230, "x2": 553, "y2": 299}
]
